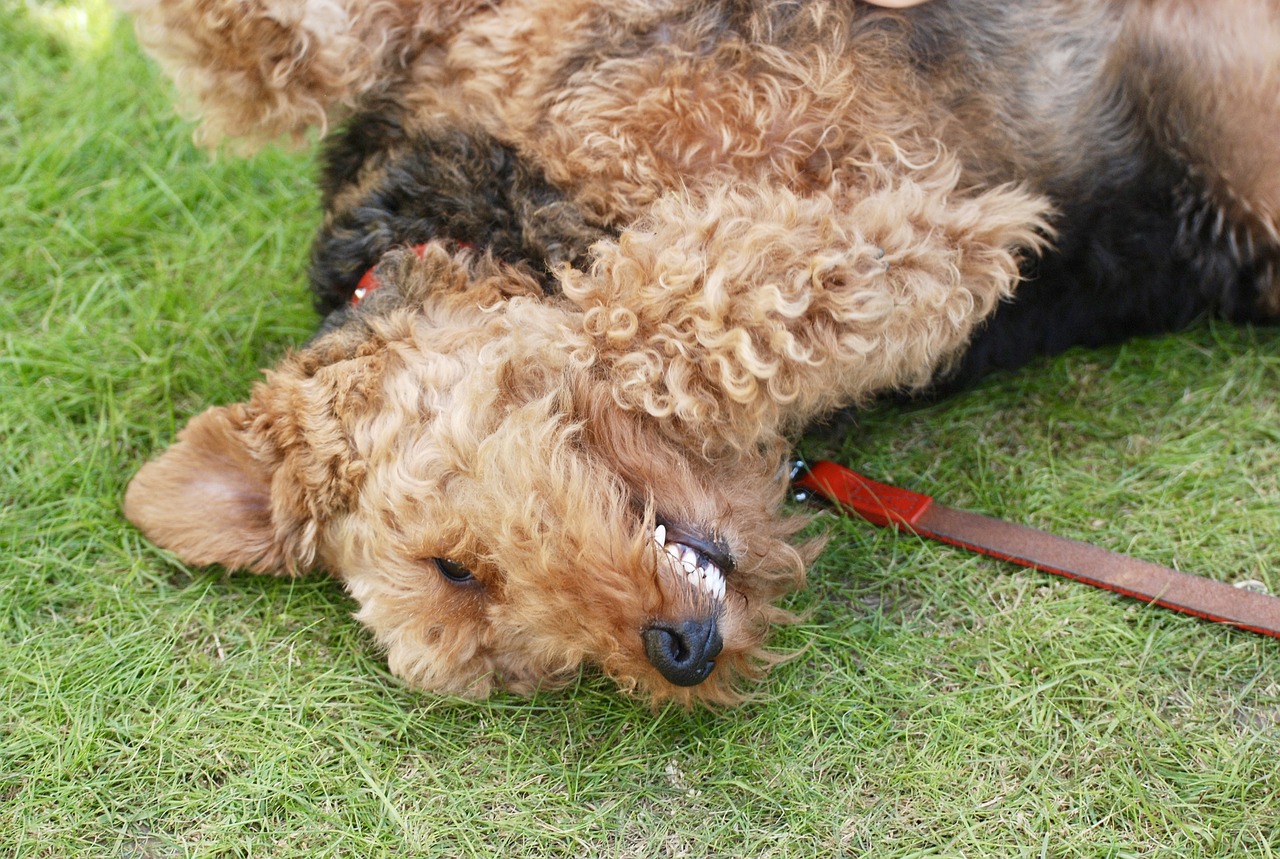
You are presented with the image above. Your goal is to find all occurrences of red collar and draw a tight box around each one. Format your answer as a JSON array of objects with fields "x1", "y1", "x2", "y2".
[
  {"x1": 352, "y1": 242, "x2": 474, "y2": 305},
  {"x1": 352, "y1": 243, "x2": 429, "y2": 305}
]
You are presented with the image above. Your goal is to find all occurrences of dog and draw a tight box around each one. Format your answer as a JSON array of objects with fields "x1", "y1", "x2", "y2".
[{"x1": 120, "y1": 0, "x2": 1280, "y2": 705}]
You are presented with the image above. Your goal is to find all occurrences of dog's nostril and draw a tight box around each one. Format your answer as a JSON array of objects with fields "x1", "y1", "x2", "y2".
[{"x1": 642, "y1": 616, "x2": 724, "y2": 687}]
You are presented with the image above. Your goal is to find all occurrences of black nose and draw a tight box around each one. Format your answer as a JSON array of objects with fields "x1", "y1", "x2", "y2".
[{"x1": 642, "y1": 617, "x2": 724, "y2": 686}]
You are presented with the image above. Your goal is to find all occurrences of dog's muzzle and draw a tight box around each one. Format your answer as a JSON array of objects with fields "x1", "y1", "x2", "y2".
[{"x1": 642, "y1": 616, "x2": 723, "y2": 686}]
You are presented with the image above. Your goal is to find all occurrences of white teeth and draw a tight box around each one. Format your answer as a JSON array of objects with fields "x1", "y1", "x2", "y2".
[
  {"x1": 702, "y1": 566, "x2": 724, "y2": 600},
  {"x1": 654, "y1": 533, "x2": 728, "y2": 601}
]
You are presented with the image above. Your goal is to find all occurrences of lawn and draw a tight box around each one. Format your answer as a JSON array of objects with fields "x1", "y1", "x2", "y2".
[{"x1": 3, "y1": 2, "x2": 1279, "y2": 856}]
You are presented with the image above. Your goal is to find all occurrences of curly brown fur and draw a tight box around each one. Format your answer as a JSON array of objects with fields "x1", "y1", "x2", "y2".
[
  {"x1": 118, "y1": 0, "x2": 484, "y2": 146},
  {"x1": 121, "y1": 0, "x2": 1280, "y2": 704}
]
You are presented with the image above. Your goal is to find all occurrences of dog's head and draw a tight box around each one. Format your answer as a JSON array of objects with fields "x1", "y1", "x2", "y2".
[{"x1": 125, "y1": 245, "x2": 812, "y2": 705}]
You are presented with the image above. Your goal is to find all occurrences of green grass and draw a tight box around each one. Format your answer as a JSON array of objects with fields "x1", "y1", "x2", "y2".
[{"x1": 4, "y1": 3, "x2": 1279, "y2": 855}]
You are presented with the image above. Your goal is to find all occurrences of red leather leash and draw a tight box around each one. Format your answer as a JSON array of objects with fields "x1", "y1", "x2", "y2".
[{"x1": 792, "y1": 459, "x2": 1280, "y2": 638}]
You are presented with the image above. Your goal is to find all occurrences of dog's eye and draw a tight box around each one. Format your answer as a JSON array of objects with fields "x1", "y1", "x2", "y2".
[{"x1": 433, "y1": 557, "x2": 475, "y2": 583}]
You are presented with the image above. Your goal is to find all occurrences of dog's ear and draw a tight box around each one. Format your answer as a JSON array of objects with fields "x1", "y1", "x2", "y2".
[
  {"x1": 125, "y1": 355, "x2": 376, "y2": 574},
  {"x1": 124, "y1": 403, "x2": 294, "y2": 574}
]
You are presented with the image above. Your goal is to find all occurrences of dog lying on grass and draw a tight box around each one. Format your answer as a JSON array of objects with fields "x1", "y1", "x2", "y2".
[{"x1": 121, "y1": 0, "x2": 1280, "y2": 704}]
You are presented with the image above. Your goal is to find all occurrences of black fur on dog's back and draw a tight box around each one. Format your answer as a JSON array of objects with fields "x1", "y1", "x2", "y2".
[
  {"x1": 897, "y1": 0, "x2": 1280, "y2": 386},
  {"x1": 951, "y1": 151, "x2": 1276, "y2": 389}
]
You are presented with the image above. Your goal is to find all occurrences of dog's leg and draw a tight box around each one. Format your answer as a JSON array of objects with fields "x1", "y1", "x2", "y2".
[
  {"x1": 1120, "y1": 0, "x2": 1280, "y2": 312},
  {"x1": 120, "y1": 0, "x2": 474, "y2": 147},
  {"x1": 562, "y1": 162, "x2": 1052, "y2": 454}
]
